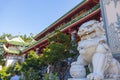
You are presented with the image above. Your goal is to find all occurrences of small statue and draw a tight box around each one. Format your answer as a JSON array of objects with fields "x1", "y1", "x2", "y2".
[{"x1": 70, "y1": 20, "x2": 120, "y2": 80}]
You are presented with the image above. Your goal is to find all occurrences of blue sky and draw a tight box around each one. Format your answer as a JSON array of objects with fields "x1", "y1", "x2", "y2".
[{"x1": 0, "y1": 0, "x2": 82, "y2": 36}]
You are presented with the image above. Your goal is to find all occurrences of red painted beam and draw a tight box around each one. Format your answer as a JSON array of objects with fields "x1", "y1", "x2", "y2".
[
  {"x1": 92, "y1": 0, "x2": 99, "y2": 3},
  {"x1": 61, "y1": 8, "x2": 101, "y2": 33}
]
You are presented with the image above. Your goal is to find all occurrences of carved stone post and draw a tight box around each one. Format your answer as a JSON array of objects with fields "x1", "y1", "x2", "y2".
[{"x1": 100, "y1": 0, "x2": 120, "y2": 54}]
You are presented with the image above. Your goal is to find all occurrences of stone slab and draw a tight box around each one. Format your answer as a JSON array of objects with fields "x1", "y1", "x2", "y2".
[
  {"x1": 68, "y1": 78, "x2": 87, "y2": 80},
  {"x1": 68, "y1": 78, "x2": 116, "y2": 80}
]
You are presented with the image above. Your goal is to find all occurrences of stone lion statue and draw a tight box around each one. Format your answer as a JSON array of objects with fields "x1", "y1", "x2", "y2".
[{"x1": 70, "y1": 20, "x2": 120, "y2": 80}]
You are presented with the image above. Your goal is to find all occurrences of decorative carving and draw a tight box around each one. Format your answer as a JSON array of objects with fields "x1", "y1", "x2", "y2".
[
  {"x1": 109, "y1": 23, "x2": 120, "y2": 51},
  {"x1": 115, "y1": 13, "x2": 120, "y2": 42},
  {"x1": 103, "y1": 0, "x2": 118, "y2": 7},
  {"x1": 70, "y1": 20, "x2": 120, "y2": 80},
  {"x1": 106, "y1": 13, "x2": 120, "y2": 53},
  {"x1": 70, "y1": 62, "x2": 86, "y2": 78},
  {"x1": 103, "y1": 0, "x2": 110, "y2": 5},
  {"x1": 114, "y1": 0, "x2": 118, "y2": 7},
  {"x1": 100, "y1": 0, "x2": 120, "y2": 54},
  {"x1": 116, "y1": 13, "x2": 120, "y2": 28}
]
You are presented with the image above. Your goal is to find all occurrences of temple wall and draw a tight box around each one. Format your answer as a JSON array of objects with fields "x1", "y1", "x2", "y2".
[{"x1": 5, "y1": 58, "x2": 18, "y2": 67}]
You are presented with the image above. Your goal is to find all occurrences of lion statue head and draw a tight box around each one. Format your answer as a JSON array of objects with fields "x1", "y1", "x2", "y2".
[{"x1": 78, "y1": 20, "x2": 105, "y2": 40}]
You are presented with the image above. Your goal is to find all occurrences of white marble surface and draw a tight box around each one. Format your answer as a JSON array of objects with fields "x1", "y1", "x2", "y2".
[
  {"x1": 68, "y1": 78, "x2": 116, "y2": 80},
  {"x1": 68, "y1": 78, "x2": 87, "y2": 80}
]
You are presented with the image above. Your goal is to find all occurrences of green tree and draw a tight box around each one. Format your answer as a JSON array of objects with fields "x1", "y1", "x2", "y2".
[
  {"x1": 42, "y1": 31, "x2": 77, "y2": 65},
  {"x1": 21, "y1": 50, "x2": 41, "y2": 80},
  {"x1": 0, "y1": 67, "x2": 9, "y2": 80},
  {"x1": 41, "y1": 31, "x2": 78, "y2": 79},
  {"x1": 22, "y1": 50, "x2": 41, "y2": 71}
]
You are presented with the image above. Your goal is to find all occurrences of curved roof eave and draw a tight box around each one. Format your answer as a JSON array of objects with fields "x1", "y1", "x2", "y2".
[
  {"x1": 5, "y1": 36, "x2": 28, "y2": 46},
  {"x1": 3, "y1": 45, "x2": 20, "y2": 54}
]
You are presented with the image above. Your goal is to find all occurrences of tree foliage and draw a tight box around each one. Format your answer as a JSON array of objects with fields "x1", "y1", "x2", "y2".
[
  {"x1": 0, "y1": 67, "x2": 9, "y2": 80},
  {"x1": 0, "y1": 32, "x2": 78, "y2": 80},
  {"x1": 42, "y1": 31, "x2": 77, "y2": 65},
  {"x1": 21, "y1": 50, "x2": 42, "y2": 80},
  {"x1": 21, "y1": 50, "x2": 40, "y2": 71}
]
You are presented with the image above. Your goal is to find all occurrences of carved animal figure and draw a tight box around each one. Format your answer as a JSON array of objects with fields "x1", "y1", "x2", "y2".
[{"x1": 70, "y1": 20, "x2": 120, "y2": 80}]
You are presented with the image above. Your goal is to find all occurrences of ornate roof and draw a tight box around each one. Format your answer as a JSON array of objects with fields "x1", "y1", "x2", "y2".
[
  {"x1": 5, "y1": 36, "x2": 28, "y2": 46},
  {"x1": 22, "y1": 3, "x2": 100, "y2": 53},
  {"x1": 34, "y1": 0, "x2": 86, "y2": 40},
  {"x1": 3, "y1": 45, "x2": 20, "y2": 54}
]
